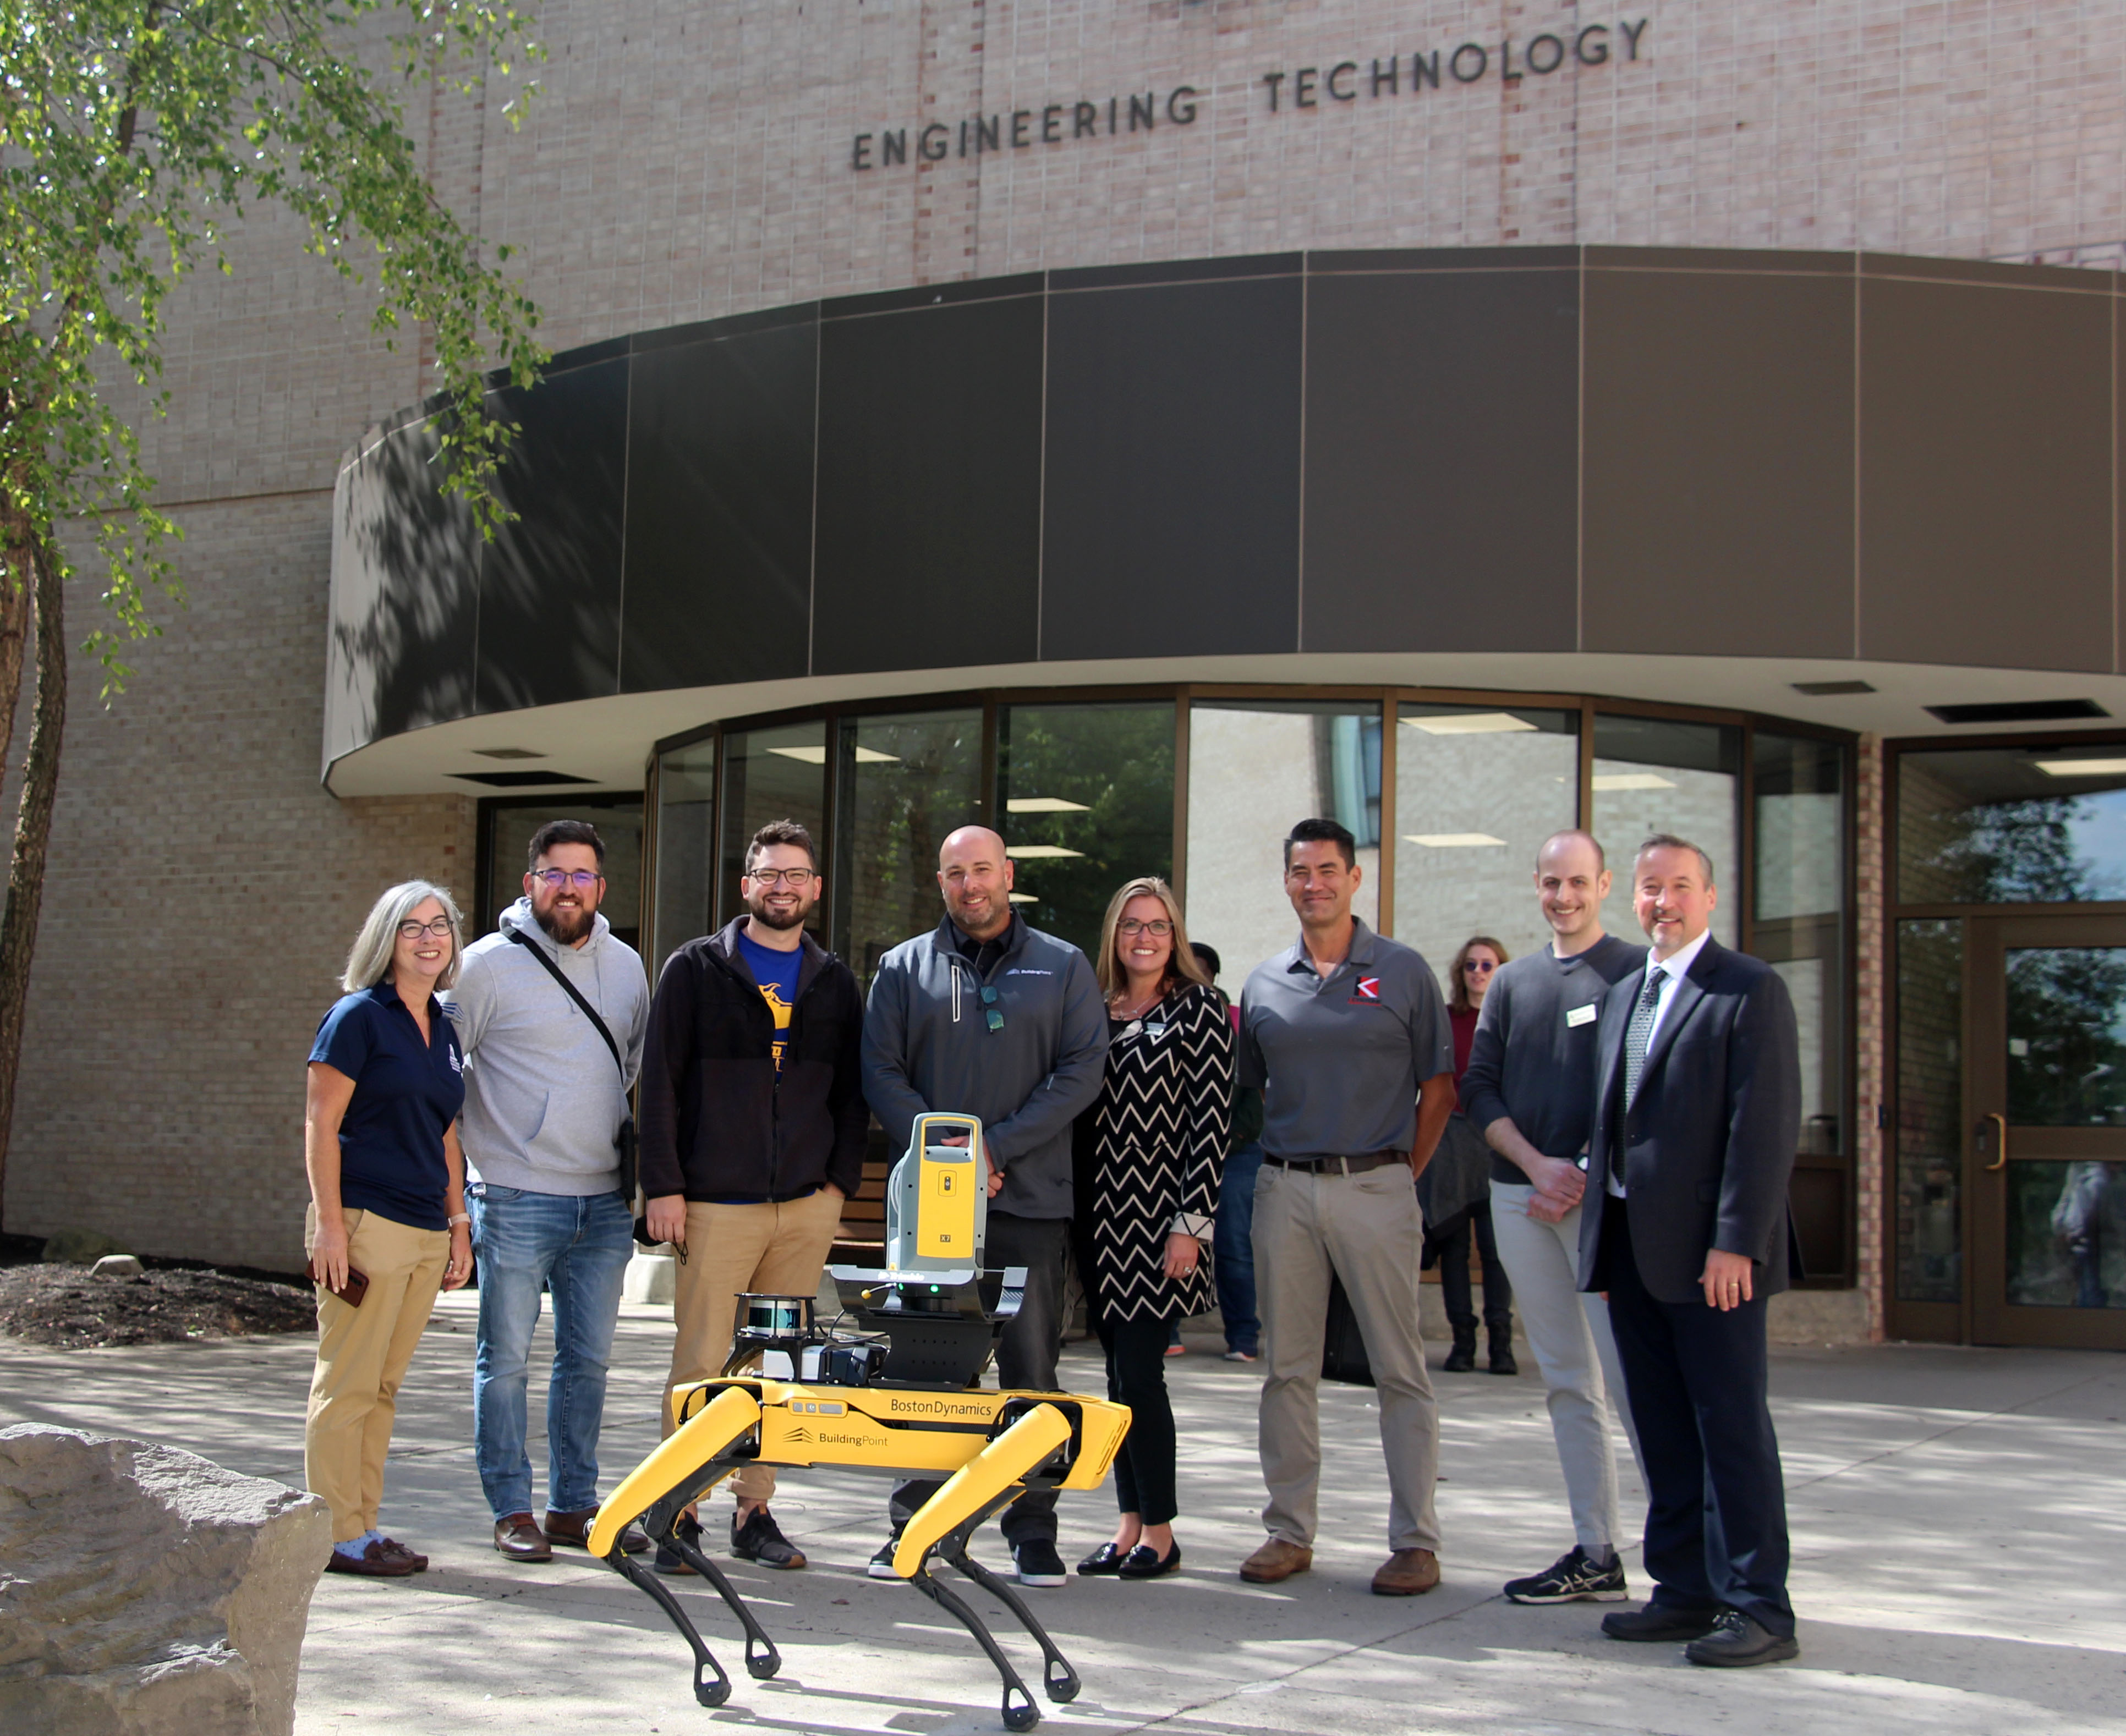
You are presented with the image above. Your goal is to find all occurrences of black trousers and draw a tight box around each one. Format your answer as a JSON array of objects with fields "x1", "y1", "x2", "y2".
[
  {"x1": 1599, "y1": 1202, "x2": 1794, "y2": 1639},
  {"x1": 1436, "y1": 1201, "x2": 1513, "y2": 1334},
  {"x1": 890, "y1": 1212, "x2": 1067, "y2": 1548},
  {"x1": 1093, "y1": 1309, "x2": 1179, "y2": 1525}
]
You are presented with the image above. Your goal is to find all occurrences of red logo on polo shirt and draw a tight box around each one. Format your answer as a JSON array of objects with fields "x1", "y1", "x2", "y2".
[{"x1": 1351, "y1": 976, "x2": 1382, "y2": 1003}]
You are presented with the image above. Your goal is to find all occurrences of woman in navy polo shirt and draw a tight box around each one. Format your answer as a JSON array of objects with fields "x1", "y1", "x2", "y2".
[{"x1": 303, "y1": 880, "x2": 474, "y2": 1577}]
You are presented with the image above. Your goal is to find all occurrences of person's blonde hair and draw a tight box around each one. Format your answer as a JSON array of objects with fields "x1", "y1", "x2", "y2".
[
  {"x1": 342, "y1": 881, "x2": 464, "y2": 994},
  {"x1": 1095, "y1": 877, "x2": 1212, "y2": 999}
]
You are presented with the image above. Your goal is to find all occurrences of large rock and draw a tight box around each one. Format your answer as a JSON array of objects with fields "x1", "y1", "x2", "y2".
[{"x1": 0, "y1": 1425, "x2": 331, "y2": 1736}]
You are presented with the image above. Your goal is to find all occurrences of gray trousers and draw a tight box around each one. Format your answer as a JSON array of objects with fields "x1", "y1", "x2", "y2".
[
  {"x1": 1253, "y1": 1160, "x2": 1442, "y2": 1555},
  {"x1": 1489, "y1": 1180, "x2": 1645, "y2": 1552}
]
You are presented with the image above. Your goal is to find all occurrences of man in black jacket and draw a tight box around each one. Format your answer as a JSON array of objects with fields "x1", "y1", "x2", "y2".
[
  {"x1": 640, "y1": 820, "x2": 868, "y2": 1574},
  {"x1": 1580, "y1": 833, "x2": 1804, "y2": 1667}
]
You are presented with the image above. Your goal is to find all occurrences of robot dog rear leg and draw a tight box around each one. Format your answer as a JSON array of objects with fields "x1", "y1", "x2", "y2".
[
  {"x1": 907, "y1": 1556, "x2": 1043, "y2": 1733},
  {"x1": 662, "y1": 1519, "x2": 783, "y2": 1680},
  {"x1": 607, "y1": 1544, "x2": 735, "y2": 1708}
]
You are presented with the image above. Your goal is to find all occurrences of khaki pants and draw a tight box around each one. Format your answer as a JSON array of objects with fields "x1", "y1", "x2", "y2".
[
  {"x1": 1252, "y1": 1160, "x2": 1442, "y2": 1555},
  {"x1": 304, "y1": 1205, "x2": 449, "y2": 1543},
  {"x1": 665, "y1": 1189, "x2": 842, "y2": 1504}
]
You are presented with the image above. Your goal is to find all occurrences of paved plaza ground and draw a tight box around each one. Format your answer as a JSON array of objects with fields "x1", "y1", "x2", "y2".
[{"x1": 3, "y1": 1294, "x2": 2122, "y2": 1735}]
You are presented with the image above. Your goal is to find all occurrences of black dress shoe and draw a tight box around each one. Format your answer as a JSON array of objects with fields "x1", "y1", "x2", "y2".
[
  {"x1": 1117, "y1": 1540, "x2": 1182, "y2": 1580},
  {"x1": 1686, "y1": 1608, "x2": 1800, "y2": 1667},
  {"x1": 1601, "y1": 1600, "x2": 1724, "y2": 1642},
  {"x1": 1078, "y1": 1541, "x2": 1127, "y2": 1576}
]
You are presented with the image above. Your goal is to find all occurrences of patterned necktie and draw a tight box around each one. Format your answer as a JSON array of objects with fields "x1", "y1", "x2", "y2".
[{"x1": 1614, "y1": 969, "x2": 1667, "y2": 1185}]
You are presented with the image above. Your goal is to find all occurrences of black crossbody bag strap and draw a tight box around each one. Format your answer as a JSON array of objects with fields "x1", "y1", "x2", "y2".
[{"x1": 507, "y1": 928, "x2": 642, "y2": 1228}]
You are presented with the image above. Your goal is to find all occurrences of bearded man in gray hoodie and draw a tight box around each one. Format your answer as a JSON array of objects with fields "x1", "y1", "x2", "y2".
[{"x1": 447, "y1": 820, "x2": 652, "y2": 1563}]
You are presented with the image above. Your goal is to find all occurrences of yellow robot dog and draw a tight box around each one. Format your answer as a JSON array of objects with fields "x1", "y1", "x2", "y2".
[{"x1": 588, "y1": 1113, "x2": 1131, "y2": 1731}]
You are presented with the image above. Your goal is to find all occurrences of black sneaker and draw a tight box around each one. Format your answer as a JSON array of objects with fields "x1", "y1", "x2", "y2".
[
  {"x1": 868, "y1": 1534, "x2": 905, "y2": 1580},
  {"x1": 1504, "y1": 1546, "x2": 1628, "y2": 1605},
  {"x1": 1012, "y1": 1539, "x2": 1068, "y2": 1588},
  {"x1": 1685, "y1": 1607, "x2": 1799, "y2": 1668},
  {"x1": 653, "y1": 1514, "x2": 703, "y2": 1576},
  {"x1": 731, "y1": 1505, "x2": 806, "y2": 1569}
]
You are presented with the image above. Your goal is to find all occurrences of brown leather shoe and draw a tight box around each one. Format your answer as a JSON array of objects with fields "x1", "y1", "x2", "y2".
[
  {"x1": 1239, "y1": 1537, "x2": 1313, "y2": 1583},
  {"x1": 325, "y1": 1539, "x2": 416, "y2": 1578},
  {"x1": 544, "y1": 1506, "x2": 650, "y2": 1556},
  {"x1": 375, "y1": 1536, "x2": 428, "y2": 1572},
  {"x1": 1372, "y1": 1548, "x2": 1441, "y2": 1596},
  {"x1": 493, "y1": 1512, "x2": 553, "y2": 1562}
]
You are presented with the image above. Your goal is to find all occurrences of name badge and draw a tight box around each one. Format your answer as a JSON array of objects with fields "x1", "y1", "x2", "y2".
[{"x1": 1566, "y1": 1002, "x2": 1599, "y2": 1028}]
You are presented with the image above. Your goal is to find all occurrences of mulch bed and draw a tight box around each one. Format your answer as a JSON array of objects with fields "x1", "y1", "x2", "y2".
[{"x1": 0, "y1": 1261, "x2": 316, "y2": 1350}]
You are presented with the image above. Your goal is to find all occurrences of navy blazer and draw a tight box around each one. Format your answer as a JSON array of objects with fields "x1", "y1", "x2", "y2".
[{"x1": 1576, "y1": 936, "x2": 1804, "y2": 1306}]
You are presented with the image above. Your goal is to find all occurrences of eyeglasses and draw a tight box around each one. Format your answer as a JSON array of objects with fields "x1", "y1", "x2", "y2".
[
  {"x1": 979, "y1": 985, "x2": 1004, "y2": 1034},
  {"x1": 747, "y1": 867, "x2": 815, "y2": 888},
  {"x1": 1464, "y1": 959, "x2": 1496, "y2": 974},
  {"x1": 397, "y1": 917, "x2": 454, "y2": 941},
  {"x1": 532, "y1": 868, "x2": 602, "y2": 890},
  {"x1": 1117, "y1": 918, "x2": 1174, "y2": 937}
]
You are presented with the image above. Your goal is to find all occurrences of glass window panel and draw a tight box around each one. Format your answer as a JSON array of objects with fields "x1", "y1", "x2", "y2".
[
  {"x1": 832, "y1": 708, "x2": 984, "y2": 990},
  {"x1": 1592, "y1": 715, "x2": 1740, "y2": 948},
  {"x1": 651, "y1": 739, "x2": 716, "y2": 977},
  {"x1": 2006, "y1": 1160, "x2": 2125, "y2": 1309},
  {"x1": 719, "y1": 720, "x2": 828, "y2": 936},
  {"x1": 1896, "y1": 918, "x2": 1963, "y2": 1304},
  {"x1": 1394, "y1": 704, "x2": 1578, "y2": 980},
  {"x1": 1899, "y1": 746, "x2": 2126, "y2": 905},
  {"x1": 998, "y1": 702, "x2": 1175, "y2": 963},
  {"x1": 2004, "y1": 946, "x2": 2126, "y2": 1126},
  {"x1": 1754, "y1": 734, "x2": 1848, "y2": 1157},
  {"x1": 485, "y1": 799, "x2": 644, "y2": 951},
  {"x1": 1186, "y1": 701, "x2": 1381, "y2": 990}
]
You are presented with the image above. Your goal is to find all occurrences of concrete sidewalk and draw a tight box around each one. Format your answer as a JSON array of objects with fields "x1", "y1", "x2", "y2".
[{"x1": 3, "y1": 1295, "x2": 2122, "y2": 1735}]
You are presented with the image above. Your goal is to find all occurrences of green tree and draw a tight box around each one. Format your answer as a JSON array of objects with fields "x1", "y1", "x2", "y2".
[{"x1": 1, "y1": 0, "x2": 547, "y2": 1228}]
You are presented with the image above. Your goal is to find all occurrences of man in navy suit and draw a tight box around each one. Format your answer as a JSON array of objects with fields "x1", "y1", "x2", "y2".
[{"x1": 1579, "y1": 833, "x2": 1803, "y2": 1667}]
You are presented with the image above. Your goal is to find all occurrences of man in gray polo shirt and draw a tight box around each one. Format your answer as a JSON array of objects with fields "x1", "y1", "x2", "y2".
[{"x1": 1236, "y1": 817, "x2": 1456, "y2": 1596}]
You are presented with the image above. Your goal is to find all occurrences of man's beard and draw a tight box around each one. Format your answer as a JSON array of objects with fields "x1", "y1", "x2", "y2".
[
  {"x1": 746, "y1": 892, "x2": 813, "y2": 931},
  {"x1": 536, "y1": 900, "x2": 595, "y2": 945}
]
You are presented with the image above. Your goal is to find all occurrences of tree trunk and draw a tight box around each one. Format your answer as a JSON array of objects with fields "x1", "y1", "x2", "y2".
[
  {"x1": 0, "y1": 502, "x2": 38, "y2": 789},
  {"x1": 0, "y1": 531, "x2": 67, "y2": 1233}
]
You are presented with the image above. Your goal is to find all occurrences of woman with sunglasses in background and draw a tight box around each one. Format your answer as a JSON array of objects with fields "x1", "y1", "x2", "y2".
[
  {"x1": 1071, "y1": 877, "x2": 1232, "y2": 1581},
  {"x1": 1421, "y1": 936, "x2": 1517, "y2": 1375},
  {"x1": 302, "y1": 881, "x2": 474, "y2": 1576}
]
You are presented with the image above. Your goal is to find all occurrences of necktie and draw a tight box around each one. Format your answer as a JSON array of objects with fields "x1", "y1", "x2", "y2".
[{"x1": 1614, "y1": 969, "x2": 1667, "y2": 1185}]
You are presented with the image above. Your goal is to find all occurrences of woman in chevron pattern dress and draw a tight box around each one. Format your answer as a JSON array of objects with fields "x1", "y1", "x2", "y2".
[{"x1": 1071, "y1": 877, "x2": 1233, "y2": 1582}]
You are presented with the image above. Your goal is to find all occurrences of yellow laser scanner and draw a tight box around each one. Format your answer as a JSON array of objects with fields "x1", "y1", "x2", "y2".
[{"x1": 593, "y1": 1112, "x2": 1131, "y2": 1731}]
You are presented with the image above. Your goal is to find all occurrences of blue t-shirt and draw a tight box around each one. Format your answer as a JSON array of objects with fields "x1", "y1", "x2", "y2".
[
  {"x1": 310, "y1": 980, "x2": 466, "y2": 1231},
  {"x1": 735, "y1": 930, "x2": 803, "y2": 1073}
]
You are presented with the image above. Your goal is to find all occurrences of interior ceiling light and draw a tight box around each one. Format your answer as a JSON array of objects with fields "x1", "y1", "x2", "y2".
[
  {"x1": 2034, "y1": 757, "x2": 2126, "y2": 777},
  {"x1": 1007, "y1": 796, "x2": 1091, "y2": 812},
  {"x1": 1591, "y1": 772, "x2": 1676, "y2": 792},
  {"x1": 763, "y1": 745, "x2": 899, "y2": 765},
  {"x1": 1007, "y1": 892, "x2": 1040, "y2": 903},
  {"x1": 470, "y1": 746, "x2": 547, "y2": 760},
  {"x1": 1005, "y1": 844, "x2": 1086, "y2": 860},
  {"x1": 1406, "y1": 832, "x2": 1508, "y2": 848},
  {"x1": 1406, "y1": 712, "x2": 1537, "y2": 735}
]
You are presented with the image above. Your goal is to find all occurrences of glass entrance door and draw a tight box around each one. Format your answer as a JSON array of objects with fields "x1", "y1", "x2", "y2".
[{"x1": 1969, "y1": 915, "x2": 2126, "y2": 1348}]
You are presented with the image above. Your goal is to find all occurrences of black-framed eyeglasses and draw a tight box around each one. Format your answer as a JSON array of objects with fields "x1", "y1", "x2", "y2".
[
  {"x1": 532, "y1": 868, "x2": 602, "y2": 890},
  {"x1": 1116, "y1": 918, "x2": 1174, "y2": 937},
  {"x1": 748, "y1": 867, "x2": 815, "y2": 888},
  {"x1": 397, "y1": 916, "x2": 454, "y2": 941},
  {"x1": 979, "y1": 985, "x2": 1004, "y2": 1034}
]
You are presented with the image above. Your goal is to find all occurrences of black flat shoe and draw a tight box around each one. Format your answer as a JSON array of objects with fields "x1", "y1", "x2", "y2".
[
  {"x1": 1078, "y1": 1541, "x2": 1128, "y2": 1576},
  {"x1": 1601, "y1": 1600, "x2": 1723, "y2": 1642},
  {"x1": 1117, "y1": 1541, "x2": 1182, "y2": 1580}
]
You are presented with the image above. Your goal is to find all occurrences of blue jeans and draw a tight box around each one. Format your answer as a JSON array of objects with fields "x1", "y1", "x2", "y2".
[
  {"x1": 1214, "y1": 1142, "x2": 1264, "y2": 1354},
  {"x1": 469, "y1": 1184, "x2": 634, "y2": 1519}
]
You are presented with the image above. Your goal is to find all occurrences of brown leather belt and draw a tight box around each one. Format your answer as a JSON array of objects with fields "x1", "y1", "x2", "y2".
[{"x1": 1262, "y1": 1152, "x2": 1406, "y2": 1176}]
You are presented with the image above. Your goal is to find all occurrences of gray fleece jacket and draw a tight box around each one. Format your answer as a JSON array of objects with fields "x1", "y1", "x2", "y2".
[{"x1": 443, "y1": 898, "x2": 651, "y2": 1196}]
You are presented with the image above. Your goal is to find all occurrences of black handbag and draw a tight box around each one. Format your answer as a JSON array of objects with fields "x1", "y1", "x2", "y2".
[
  {"x1": 507, "y1": 927, "x2": 654, "y2": 1246},
  {"x1": 1321, "y1": 1272, "x2": 1375, "y2": 1387}
]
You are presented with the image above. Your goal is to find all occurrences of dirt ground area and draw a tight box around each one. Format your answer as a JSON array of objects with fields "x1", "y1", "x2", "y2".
[{"x1": 0, "y1": 1259, "x2": 315, "y2": 1349}]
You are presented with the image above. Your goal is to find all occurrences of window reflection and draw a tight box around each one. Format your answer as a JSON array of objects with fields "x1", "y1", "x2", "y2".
[
  {"x1": 2007, "y1": 1161, "x2": 2125, "y2": 1309},
  {"x1": 1591, "y1": 715, "x2": 1740, "y2": 948},
  {"x1": 719, "y1": 721, "x2": 828, "y2": 936},
  {"x1": 832, "y1": 709, "x2": 983, "y2": 989},
  {"x1": 1394, "y1": 705, "x2": 1577, "y2": 977},
  {"x1": 2005, "y1": 946, "x2": 2126, "y2": 1127},
  {"x1": 1754, "y1": 734, "x2": 1846, "y2": 1157},
  {"x1": 1187, "y1": 701, "x2": 1381, "y2": 988},
  {"x1": 651, "y1": 741, "x2": 716, "y2": 977},
  {"x1": 1896, "y1": 918, "x2": 1963, "y2": 1304},
  {"x1": 1899, "y1": 746, "x2": 2126, "y2": 905},
  {"x1": 998, "y1": 702, "x2": 1174, "y2": 962}
]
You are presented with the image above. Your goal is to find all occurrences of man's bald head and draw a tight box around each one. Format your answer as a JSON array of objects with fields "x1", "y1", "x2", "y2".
[
  {"x1": 1534, "y1": 827, "x2": 1612, "y2": 953},
  {"x1": 937, "y1": 825, "x2": 1015, "y2": 941}
]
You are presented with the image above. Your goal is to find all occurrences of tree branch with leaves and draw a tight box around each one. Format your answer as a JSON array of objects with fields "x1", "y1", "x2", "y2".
[{"x1": 0, "y1": 0, "x2": 547, "y2": 1228}]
